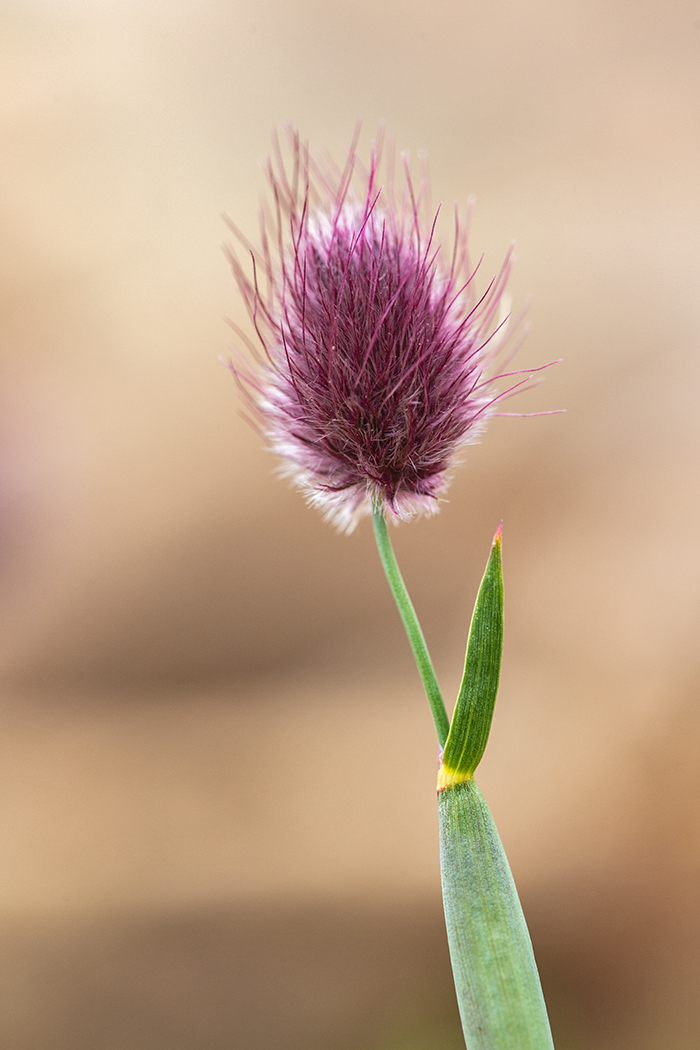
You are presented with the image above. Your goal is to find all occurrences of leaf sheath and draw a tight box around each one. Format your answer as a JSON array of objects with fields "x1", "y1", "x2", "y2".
[{"x1": 439, "y1": 780, "x2": 555, "y2": 1050}]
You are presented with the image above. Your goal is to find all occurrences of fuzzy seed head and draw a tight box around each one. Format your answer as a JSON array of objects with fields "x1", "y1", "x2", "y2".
[{"x1": 228, "y1": 129, "x2": 528, "y2": 532}]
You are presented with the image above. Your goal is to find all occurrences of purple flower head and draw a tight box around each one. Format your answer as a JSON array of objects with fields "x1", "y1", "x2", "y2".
[{"x1": 228, "y1": 129, "x2": 536, "y2": 533}]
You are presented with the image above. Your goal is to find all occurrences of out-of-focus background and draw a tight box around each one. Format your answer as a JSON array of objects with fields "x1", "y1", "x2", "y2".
[{"x1": 1, "y1": 0, "x2": 699, "y2": 1047}]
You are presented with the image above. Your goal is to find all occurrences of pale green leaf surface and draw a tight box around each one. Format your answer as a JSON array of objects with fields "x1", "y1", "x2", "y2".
[{"x1": 439, "y1": 781, "x2": 555, "y2": 1050}]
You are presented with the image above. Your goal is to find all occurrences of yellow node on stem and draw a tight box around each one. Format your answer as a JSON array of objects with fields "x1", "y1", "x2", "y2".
[{"x1": 437, "y1": 764, "x2": 473, "y2": 793}]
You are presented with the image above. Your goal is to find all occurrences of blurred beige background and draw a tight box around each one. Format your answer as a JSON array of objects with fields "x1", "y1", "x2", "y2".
[{"x1": 1, "y1": 0, "x2": 699, "y2": 1047}]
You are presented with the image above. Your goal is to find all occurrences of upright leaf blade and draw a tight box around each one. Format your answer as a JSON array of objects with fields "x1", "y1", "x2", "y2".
[{"x1": 442, "y1": 524, "x2": 504, "y2": 782}]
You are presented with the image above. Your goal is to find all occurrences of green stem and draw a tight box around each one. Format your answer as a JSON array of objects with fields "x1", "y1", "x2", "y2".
[{"x1": 372, "y1": 508, "x2": 450, "y2": 746}]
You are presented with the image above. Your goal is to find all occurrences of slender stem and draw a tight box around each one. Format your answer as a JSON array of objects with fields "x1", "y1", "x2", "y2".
[{"x1": 372, "y1": 508, "x2": 450, "y2": 746}]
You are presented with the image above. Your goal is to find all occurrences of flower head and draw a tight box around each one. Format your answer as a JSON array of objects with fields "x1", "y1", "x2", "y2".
[{"x1": 228, "y1": 129, "x2": 531, "y2": 532}]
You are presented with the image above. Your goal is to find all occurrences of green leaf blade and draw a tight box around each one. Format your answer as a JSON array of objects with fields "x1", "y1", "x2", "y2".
[{"x1": 442, "y1": 524, "x2": 504, "y2": 781}]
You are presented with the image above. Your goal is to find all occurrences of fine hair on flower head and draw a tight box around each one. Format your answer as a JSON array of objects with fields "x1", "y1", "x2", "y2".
[{"x1": 226, "y1": 127, "x2": 542, "y2": 533}]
